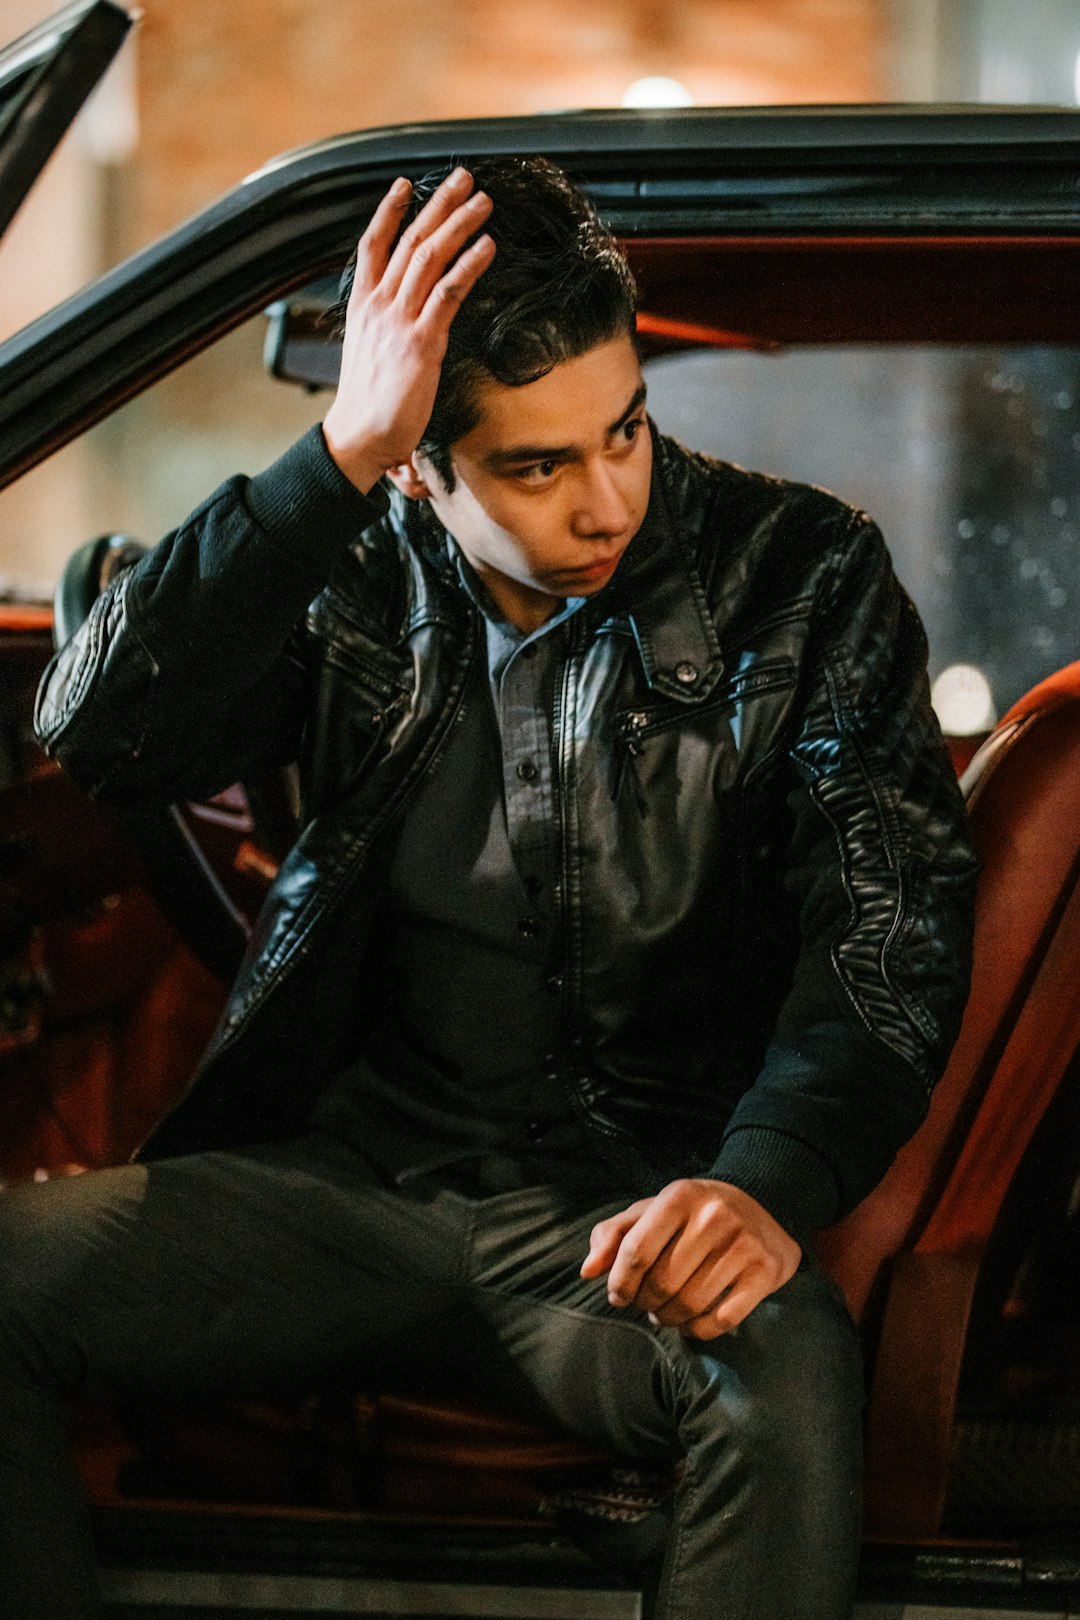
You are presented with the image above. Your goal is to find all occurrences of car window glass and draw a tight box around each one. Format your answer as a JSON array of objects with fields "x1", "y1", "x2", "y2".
[{"x1": 645, "y1": 346, "x2": 1080, "y2": 730}]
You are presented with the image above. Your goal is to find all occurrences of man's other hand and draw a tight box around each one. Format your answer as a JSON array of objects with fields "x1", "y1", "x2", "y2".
[
  {"x1": 580, "y1": 1179, "x2": 801, "y2": 1339},
  {"x1": 322, "y1": 168, "x2": 496, "y2": 494}
]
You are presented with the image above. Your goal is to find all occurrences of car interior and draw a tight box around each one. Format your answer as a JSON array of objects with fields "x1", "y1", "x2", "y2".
[{"x1": 2, "y1": 219, "x2": 1080, "y2": 1609}]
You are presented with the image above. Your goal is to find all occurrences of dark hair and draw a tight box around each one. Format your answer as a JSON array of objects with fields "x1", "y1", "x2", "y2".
[{"x1": 330, "y1": 156, "x2": 637, "y2": 491}]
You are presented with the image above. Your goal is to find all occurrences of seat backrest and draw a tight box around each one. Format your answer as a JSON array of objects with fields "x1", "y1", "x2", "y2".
[{"x1": 818, "y1": 661, "x2": 1080, "y2": 1327}]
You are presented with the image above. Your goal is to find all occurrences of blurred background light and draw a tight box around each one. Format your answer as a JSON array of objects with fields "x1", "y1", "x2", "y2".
[
  {"x1": 931, "y1": 664, "x2": 998, "y2": 736},
  {"x1": 621, "y1": 76, "x2": 695, "y2": 108}
]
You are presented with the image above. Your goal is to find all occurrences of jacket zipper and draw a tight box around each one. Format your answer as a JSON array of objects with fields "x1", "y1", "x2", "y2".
[
  {"x1": 555, "y1": 637, "x2": 625, "y2": 1144},
  {"x1": 612, "y1": 710, "x2": 650, "y2": 814}
]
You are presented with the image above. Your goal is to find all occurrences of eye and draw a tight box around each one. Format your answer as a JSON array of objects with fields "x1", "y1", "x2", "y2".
[
  {"x1": 519, "y1": 459, "x2": 560, "y2": 484},
  {"x1": 620, "y1": 416, "x2": 645, "y2": 445}
]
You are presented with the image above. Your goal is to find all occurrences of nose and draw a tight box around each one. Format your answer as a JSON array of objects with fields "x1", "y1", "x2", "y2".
[{"x1": 572, "y1": 460, "x2": 632, "y2": 541}]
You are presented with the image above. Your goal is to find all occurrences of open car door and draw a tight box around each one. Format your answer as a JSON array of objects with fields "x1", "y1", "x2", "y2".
[{"x1": 0, "y1": 0, "x2": 132, "y2": 243}]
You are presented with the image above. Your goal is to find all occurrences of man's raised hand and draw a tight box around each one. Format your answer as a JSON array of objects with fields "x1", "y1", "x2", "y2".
[
  {"x1": 580, "y1": 1179, "x2": 801, "y2": 1339},
  {"x1": 322, "y1": 168, "x2": 495, "y2": 494}
]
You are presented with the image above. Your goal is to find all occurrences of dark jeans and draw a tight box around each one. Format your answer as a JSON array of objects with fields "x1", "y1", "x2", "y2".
[{"x1": 0, "y1": 1131, "x2": 862, "y2": 1618}]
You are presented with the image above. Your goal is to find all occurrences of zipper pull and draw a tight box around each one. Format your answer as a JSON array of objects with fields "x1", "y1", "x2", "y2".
[
  {"x1": 620, "y1": 710, "x2": 648, "y2": 755},
  {"x1": 613, "y1": 711, "x2": 649, "y2": 814}
]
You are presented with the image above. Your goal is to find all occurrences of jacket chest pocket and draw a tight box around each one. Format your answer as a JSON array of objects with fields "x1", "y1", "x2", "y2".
[
  {"x1": 305, "y1": 619, "x2": 412, "y2": 808},
  {"x1": 312, "y1": 591, "x2": 409, "y2": 701},
  {"x1": 615, "y1": 657, "x2": 798, "y2": 803}
]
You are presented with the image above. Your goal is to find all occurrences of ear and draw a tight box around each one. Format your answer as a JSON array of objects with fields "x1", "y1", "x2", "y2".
[{"x1": 385, "y1": 455, "x2": 434, "y2": 500}]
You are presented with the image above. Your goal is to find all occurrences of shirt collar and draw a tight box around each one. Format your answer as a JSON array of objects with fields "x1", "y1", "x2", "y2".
[{"x1": 447, "y1": 537, "x2": 584, "y2": 646}]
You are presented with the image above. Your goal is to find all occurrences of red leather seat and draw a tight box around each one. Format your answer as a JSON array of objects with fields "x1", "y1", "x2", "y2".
[{"x1": 818, "y1": 661, "x2": 1080, "y2": 1533}]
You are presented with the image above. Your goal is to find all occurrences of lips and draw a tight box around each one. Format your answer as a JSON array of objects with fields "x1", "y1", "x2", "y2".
[{"x1": 556, "y1": 551, "x2": 625, "y2": 584}]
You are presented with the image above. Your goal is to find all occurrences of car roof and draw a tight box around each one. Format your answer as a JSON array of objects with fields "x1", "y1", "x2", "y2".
[{"x1": 252, "y1": 103, "x2": 1080, "y2": 174}]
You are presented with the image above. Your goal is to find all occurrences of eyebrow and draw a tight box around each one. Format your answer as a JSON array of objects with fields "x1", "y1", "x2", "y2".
[{"x1": 482, "y1": 382, "x2": 648, "y2": 471}]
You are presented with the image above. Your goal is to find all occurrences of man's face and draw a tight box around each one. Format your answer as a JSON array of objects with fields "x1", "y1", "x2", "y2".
[{"x1": 412, "y1": 332, "x2": 652, "y2": 632}]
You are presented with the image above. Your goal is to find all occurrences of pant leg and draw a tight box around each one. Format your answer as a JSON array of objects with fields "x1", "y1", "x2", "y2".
[
  {"x1": 464, "y1": 1185, "x2": 863, "y2": 1620},
  {"x1": 0, "y1": 1134, "x2": 472, "y2": 1620}
]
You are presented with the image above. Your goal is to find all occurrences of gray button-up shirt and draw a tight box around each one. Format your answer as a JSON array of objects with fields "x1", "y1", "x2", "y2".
[{"x1": 309, "y1": 550, "x2": 651, "y2": 1198}]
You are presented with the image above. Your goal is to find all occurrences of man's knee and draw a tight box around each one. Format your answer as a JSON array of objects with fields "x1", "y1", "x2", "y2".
[{"x1": 672, "y1": 1264, "x2": 862, "y2": 1494}]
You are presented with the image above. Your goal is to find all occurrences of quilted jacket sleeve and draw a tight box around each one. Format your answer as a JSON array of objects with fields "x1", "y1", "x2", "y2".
[
  {"x1": 35, "y1": 427, "x2": 387, "y2": 806},
  {"x1": 709, "y1": 507, "x2": 979, "y2": 1241}
]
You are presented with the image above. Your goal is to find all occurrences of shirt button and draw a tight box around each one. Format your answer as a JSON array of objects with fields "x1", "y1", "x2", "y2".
[
  {"x1": 516, "y1": 759, "x2": 539, "y2": 783},
  {"x1": 544, "y1": 973, "x2": 564, "y2": 995},
  {"x1": 524, "y1": 1118, "x2": 547, "y2": 1142},
  {"x1": 675, "y1": 660, "x2": 699, "y2": 686},
  {"x1": 518, "y1": 916, "x2": 542, "y2": 939}
]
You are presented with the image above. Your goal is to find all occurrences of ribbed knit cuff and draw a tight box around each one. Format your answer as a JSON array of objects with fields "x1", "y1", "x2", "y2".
[
  {"x1": 245, "y1": 425, "x2": 389, "y2": 570},
  {"x1": 708, "y1": 1126, "x2": 842, "y2": 1248}
]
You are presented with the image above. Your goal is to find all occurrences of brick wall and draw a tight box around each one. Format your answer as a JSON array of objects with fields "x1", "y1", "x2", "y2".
[{"x1": 133, "y1": 0, "x2": 885, "y2": 247}]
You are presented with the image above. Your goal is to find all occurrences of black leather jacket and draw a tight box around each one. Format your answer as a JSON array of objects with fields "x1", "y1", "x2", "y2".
[{"x1": 36, "y1": 425, "x2": 978, "y2": 1237}]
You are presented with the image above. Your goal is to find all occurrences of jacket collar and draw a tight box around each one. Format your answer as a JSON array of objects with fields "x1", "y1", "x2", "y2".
[
  {"x1": 388, "y1": 486, "x2": 464, "y2": 636},
  {"x1": 596, "y1": 426, "x2": 725, "y2": 703}
]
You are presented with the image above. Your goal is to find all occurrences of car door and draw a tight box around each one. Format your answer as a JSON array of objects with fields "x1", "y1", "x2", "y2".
[{"x1": 0, "y1": 0, "x2": 132, "y2": 242}]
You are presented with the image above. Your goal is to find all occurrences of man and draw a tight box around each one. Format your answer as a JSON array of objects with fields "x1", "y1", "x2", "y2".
[{"x1": 11, "y1": 158, "x2": 976, "y2": 1618}]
